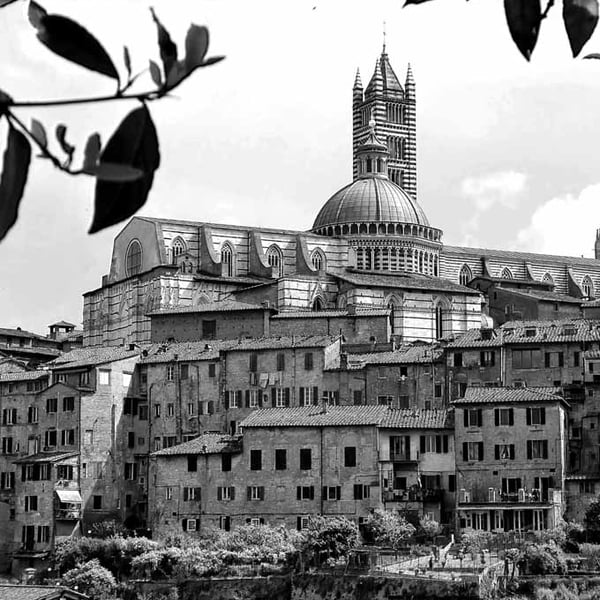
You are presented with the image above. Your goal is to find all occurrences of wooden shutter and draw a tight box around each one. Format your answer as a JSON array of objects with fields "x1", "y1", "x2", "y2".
[
  {"x1": 322, "y1": 486, "x2": 327, "y2": 500},
  {"x1": 494, "y1": 409, "x2": 499, "y2": 426},
  {"x1": 247, "y1": 486, "x2": 252, "y2": 500},
  {"x1": 309, "y1": 486, "x2": 314, "y2": 500},
  {"x1": 336, "y1": 486, "x2": 341, "y2": 500},
  {"x1": 297, "y1": 486, "x2": 301, "y2": 500},
  {"x1": 420, "y1": 436, "x2": 426, "y2": 454},
  {"x1": 477, "y1": 409, "x2": 483, "y2": 427},
  {"x1": 405, "y1": 436, "x2": 411, "y2": 460},
  {"x1": 543, "y1": 440, "x2": 548, "y2": 459},
  {"x1": 299, "y1": 388, "x2": 304, "y2": 405},
  {"x1": 509, "y1": 409, "x2": 514, "y2": 426},
  {"x1": 463, "y1": 442, "x2": 468, "y2": 461},
  {"x1": 313, "y1": 387, "x2": 319, "y2": 406},
  {"x1": 259, "y1": 487, "x2": 265, "y2": 500},
  {"x1": 217, "y1": 487, "x2": 222, "y2": 501},
  {"x1": 354, "y1": 484, "x2": 362, "y2": 500},
  {"x1": 271, "y1": 388, "x2": 277, "y2": 407},
  {"x1": 245, "y1": 390, "x2": 250, "y2": 408},
  {"x1": 526, "y1": 408, "x2": 531, "y2": 426},
  {"x1": 224, "y1": 392, "x2": 230, "y2": 410},
  {"x1": 284, "y1": 388, "x2": 290, "y2": 407},
  {"x1": 183, "y1": 488, "x2": 189, "y2": 501},
  {"x1": 541, "y1": 408, "x2": 546, "y2": 425},
  {"x1": 436, "y1": 435, "x2": 442, "y2": 453},
  {"x1": 236, "y1": 390, "x2": 243, "y2": 406},
  {"x1": 443, "y1": 435, "x2": 449, "y2": 453},
  {"x1": 478, "y1": 442, "x2": 484, "y2": 461},
  {"x1": 230, "y1": 487, "x2": 235, "y2": 500},
  {"x1": 297, "y1": 517, "x2": 302, "y2": 531},
  {"x1": 463, "y1": 409, "x2": 468, "y2": 427},
  {"x1": 494, "y1": 445, "x2": 500, "y2": 460},
  {"x1": 527, "y1": 441, "x2": 532, "y2": 460}
]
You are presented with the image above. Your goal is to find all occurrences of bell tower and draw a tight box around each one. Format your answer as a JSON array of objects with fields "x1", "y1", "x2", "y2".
[{"x1": 352, "y1": 45, "x2": 417, "y2": 200}]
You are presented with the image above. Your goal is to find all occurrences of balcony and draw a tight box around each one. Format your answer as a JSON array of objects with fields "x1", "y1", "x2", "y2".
[
  {"x1": 458, "y1": 488, "x2": 550, "y2": 505},
  {"x1": 389, "y1": 453, "x2": 418, "y2": 465},
  {"x1": 55, "y1": 507, "x2": 81, "y2": 520},
  {"x1": 383, "y1": 488, "x2": 443, "y2": 503}
]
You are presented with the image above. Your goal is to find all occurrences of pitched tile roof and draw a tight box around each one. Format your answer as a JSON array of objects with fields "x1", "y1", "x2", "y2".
[
  {"x1": 349, "y1": 345, "x2": 443, "y2": 366},
  {"x1": 0, "y1": 346, "x2": 61, "y2": 358},
  {"x1": 0, "y1": 327, "x2": 50, "y2": 341},
  {"x1": 501, "y1": 319, "x2": 600, "y2": 344},
  {"x1": 380, "y1": 409, "x2": 453, "y2": 429},
  {"x1": 240, "y1": 405, "x2": 388, "y2": 428},
  {"x1": 583, "y1": 299, "x2": 600, "y2": 308},
  {"x1": 446, "y1": 328, "x2": 503, "y2": 348},
  {"x1": 583, "y1": 350, "x2": 600, "y2": 360},
  {"x1": 331, "y1": 268, "x2": 480, "y2": 295},
  {"x1": 272, "y1": 309, "x2": 390, "y2": 319},
  {"x1": 452, "y1": 386, "x2": 565, "y2": 406},
  {"x1": 0, "y1": 586, "x2": 86, "y2": 600},
  {"x1": 0, "y1": 370, "x2": 50, "y2": 382},
  {"x1": 152, "y1": 433, "x2": 241, "y2": 456},
  {"x1": 224, "y1": 335, "x2": 338, "y2": 352},
  {"x1": 140, "y1": 340, "x2": 236, "y2": 364},
  {"x1": 49, "y1": 321, "x2": 76, "y2": 328},
  {"x1": 502, "y1": 289, "x2": 583, "y2": 305},
  {"x1": 147, "y1": 300, "x2": 271, "y2": 316},
  {"x1": 50, "y1": 347, "x2": 141, "y2": 369},
  {"x1": 13, "y1": 451, "x2": 78, "y2": 464}
]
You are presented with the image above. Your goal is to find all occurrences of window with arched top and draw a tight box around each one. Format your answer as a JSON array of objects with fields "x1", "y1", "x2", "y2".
[
  {"x1": 312, "y1": 297, "x2": 324, "y2": 311},
  {"x1": 221, "y1": 243, "x2": 234, "y2": 277},
  {"x1": 542, "y1": 272, "x2": 554, "y2": 286},
  {"x1": 171, "y1": 237, "x2": 186, "y2": 264},
  {"x1": 266, "y1": 245, "x2": 283, "y2": 278},
  {"x1": 582, "y1": 275, "x2": 594, "y2": 297},
  {"x1": 126, "y1": 239, "x2": 142, "y2": 277},
  {"x1": 459, "y1": 264, "x2": 473, "y2": 286},
  {"x1": 435, "y1": 304, "x2": 445, "y2": 340},
  {"x1": 311, "y1": 249, "x2": 325, "y2": 272},
  {"x1": 500, "y1": 267, "x2": 513, "y2": 279}
]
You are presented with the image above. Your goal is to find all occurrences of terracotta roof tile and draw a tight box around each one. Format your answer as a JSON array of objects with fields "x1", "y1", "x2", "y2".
[
  {"x1": 140, "y1": 340, "x2": 235, "y2": 364},
  {"x1": 0, "y1": 586, "x2": 86, "y2": 600},
  {"x1": 0, "y1": 371, "x2": 50, "y2": 382},
  {"x1": 452, "y1": 386, "x2": 565, "y2": 405},
  {"x1": 503, "y1": 289, "x2": 583, "y2": 304},
  {"x1": 380, "y1": 409, "x2": 453, "y2": 429},
  {"x1": 152, "y1": 433, "x2": 241, "y2": 456},
  {"x1": 446, "y1": 329, "x2": 503, "y2": 349},
  {"x1": 14, "y1": 451, "x2": 78, "y2": 464},
  {"x1": 147, "y1": 300, "x2": 271, "y2": 316},
  {"x1": 224, "y1": 335, "x2": 338, "y2": 352},
  {"x1": 501, "y1": 319, "x2": 600, "y2": 344},
  {"x1": 349, "y1": 346, "x2": 443, "y2": 366},
  {"x1": 51, "y1": 347, "x2": 141, "y2": 369}
]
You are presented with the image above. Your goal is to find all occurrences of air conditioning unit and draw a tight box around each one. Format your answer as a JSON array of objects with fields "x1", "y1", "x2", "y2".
[
  {"x1": 488, "y1": 487, "x2": 496, "y2": 502},
  {"x1": 518, "y1": 488, "x2": 526, "y2": 502},
  {"x1": 249, "y1": 372, "x2": 258, "y2": 385}
]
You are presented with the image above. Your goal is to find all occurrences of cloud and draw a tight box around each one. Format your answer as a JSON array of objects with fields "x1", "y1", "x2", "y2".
[
  {"x1": 511, "y1": 183, "x2": 600, "y2": 257},
  {"x1": 461, "y1": 171, "x2": 528, "y2": 211}
]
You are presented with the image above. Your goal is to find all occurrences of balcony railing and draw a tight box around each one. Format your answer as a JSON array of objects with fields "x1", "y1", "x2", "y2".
[
  {"x1": 458, "y1": 489, "x2": 549, "y2": 504},
  {"x1": 55, "y1": 508, "x2": 81, "y2": 520},
  {"x1": 389, "y1": 453, "x2": 417, "y2": 464},
  {"x1": 383, "y1": 488, "x2": 443, "y2": 503}
]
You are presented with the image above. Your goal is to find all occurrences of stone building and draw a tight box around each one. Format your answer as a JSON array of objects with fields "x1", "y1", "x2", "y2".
[{"x1": 453, "y1": 387, "x2": 568, "y2": 534}]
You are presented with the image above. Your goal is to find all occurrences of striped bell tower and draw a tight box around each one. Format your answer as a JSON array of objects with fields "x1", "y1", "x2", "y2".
[{"x1": 352, "y1": 46, "x2": 417, "y2": 200}]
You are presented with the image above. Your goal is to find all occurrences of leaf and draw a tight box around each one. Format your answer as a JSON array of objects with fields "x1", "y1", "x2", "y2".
[
  {"x1": 31, "y1": 11, "x2": 119, "y2": 80},
  {"x1": 564, "y1": 0, "x2": 599, "y2": 57},
  {"x1": 504, "y1": 0, "x2": 542, "y2": 61},
  {"x1": 0, "y1": 88, "x2": 12, "y2": 117},
  {"x1": 30, "y1": 118, "x2": 47, "y2": 148},
  {"x1": 184, "y1": 24, "x2": 209, "y2": 72},
  {"x1": 150, "y1": 8, "x2": 177, "y2": 78},
  {"x1": 403, "y1": 0, "x2": 436, "y2": 4},
  {"x1": 86, "y1": 162, "x2": 144, "y2": 181},
  {"x1": 0, "y1": 125, "x2": 31, "y2": 242},
  {"x1": 149, "y1": 59, "x2": 163, "y2": 87},
  {"x1": 199, "y1": 56, "x2": 226, "y2": 67},
  {"x1": 0, "y1": 0, "x2": 20, "y2": 7},
  {"x1": 89, "y1": 105, "x2": 160, "y2": 234},
  {"x1": 123, "y1": 45, "x2": 132, "y2": 79},
  {"x1": 55, "y1": 124, "x2": 75, "y2": 158},
  {"x1": 584, "y1": 52, "x2": 600, "y2": 57},
  {"x1": 28, "y1": 1, "x2": 47, "y2": 29},
  {"x1": 82, "y1": 132, "x2": 101, "y2": 171}
]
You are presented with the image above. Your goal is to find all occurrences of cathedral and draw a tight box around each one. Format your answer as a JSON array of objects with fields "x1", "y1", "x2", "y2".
[{"x1": 83, "y1": 48, "x2": 600, "y2": 347}]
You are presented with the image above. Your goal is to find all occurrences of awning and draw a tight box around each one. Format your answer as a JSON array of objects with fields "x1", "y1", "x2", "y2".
[{"x1": 55, "y1": 490, "x2": 82, "y2": 503}]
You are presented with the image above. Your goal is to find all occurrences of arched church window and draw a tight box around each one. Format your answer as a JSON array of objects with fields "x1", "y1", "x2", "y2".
[
  {"x1": 311, "y1": 249, "x2": 325, "y2": 272},
  {"x1": 126, "y1": 239, "x2": 142, "y2": 277},
  {"x1": 459, "y1": 264, "x2": 473, "y2": 286},
  {"x1": 542, "y1": 272, "x2": 554, "y2": 286},
  {"x1": 171, "y1": 237, "x2": 186, "y2": 264},
  {"x1": 266, "y1": 245, "x2": 283, "y2": 278},
  {"x1": 312, "y1": 297, "x2": 324, "y2": 311},
  {"x1": 435, "y1": 304, "x2": 444, "y2": 340},
  {"x1": 500, "y1": 267, "x2": 513, "y2": 279},
  {"x1": 221, "y1": 243, "x2": 234, "y2": 277},
  {"x1": 582, "y1": 275, "x2": 594, "y2": 297},
  {"x1": 366, "y1": 158, "x2": 372, "y2": 173}
]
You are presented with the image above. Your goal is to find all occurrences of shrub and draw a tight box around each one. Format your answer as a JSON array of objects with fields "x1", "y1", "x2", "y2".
[
  {"x1": 89, "y1": 520, "x2": 127, "y2": 539},
  {"x1": 460, "y1": 530, "x2": 492, "y2": 554},
  {"x1": 418, "y1": 516, "x2": 442, "y2": 540},
  {"x1": 361, "y1": 509, "x2": 415, "y2": 550},
  {"x1": 60, "y1": 559, "x2": 117, "y2": 600},
  {"x1": 519, "y1": 542, "x2": 567, "y2": 575},
  {"x1": 301, "y1": 515, "x2": 359, "y2": 561}
]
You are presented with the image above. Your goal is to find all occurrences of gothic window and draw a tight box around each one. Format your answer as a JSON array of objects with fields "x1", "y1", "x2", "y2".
[
  {"x1": 500, "y1": 267, "x2": 513, "y2": 279},
  {"x1": 434, "y1": 301, "x2": 448, "y2": 340},
  {"x1": 386, "y1": 103, "x2": 404, "y2": 124},
  {"x1": 459, "y1": 264, "x2": 473, "y2": 286},
  {"x1": 312, "y1": 297, "x2": 324, "y2": 311},
  {"x1": 311, "y1": 249, "x2": 325, "y2": 272},
  {"x1": 387, "y1": 136, "x2": 404, "y2": 160},
  {"x1": 125, "y1": 240, "x2": 142, "y2": 277},
  {"x1": 171, "y1": 237, "x2": 186, "y2": 264},
  {"x1": 582, "y1": 275, "x2": 594, "y2": 297},
  {"x1": 266, "y1": 245, "x2": 283, "y2": 278},
  {"x1": 221, "y1": 243, "x2": 234, "y2": 277},
  {"x1": 542, "y1": 273, "x2": 554, "y2": 286}
]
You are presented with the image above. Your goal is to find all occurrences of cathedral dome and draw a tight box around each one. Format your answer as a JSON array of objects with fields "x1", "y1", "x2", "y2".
[{"x1": 312, "y1": 177, "x2": 430, "y2": 232}]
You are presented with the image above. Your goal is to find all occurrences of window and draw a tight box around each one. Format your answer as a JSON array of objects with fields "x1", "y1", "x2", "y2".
[
  {"x1": 527, "y1": 407, "x2": 546, "y2": 426},
  {"x1": 322, "y1": 390, "x2": 339, "y2": 406},
  {"x1": 276, "y1": 353, "x2": 285, "y2": 371},
  {"x1": 527, "y1": 440, "x2": 549, "y2": 459},
  {"x1": 154, "y1": 403, "x2": 161, "y2": 418},
  {"x1": 166, "y1": 365, "x2": 175, "y2": 381},
  {"x1": 273, "y1": 449, "x2": 287, "y2": 470},
  {"x1": 463, "y1": 408, "x2": 483, "y2": 427},
  {"x1": 98, "y1": 370, "x2": 111, "y2": 385},
  {"x1": 453, "y1": 353, "x2": 463, "y2": 367},
  {"x1": 247, "y1": 486, "x2": 264, "y2": 501},
  {"x1": 84, "y1": 430, "x2": 93, "y2": 445},
  {"x1": 126, "y1": 239, "x2": 142, "y2": 276},
  {"x1": 27, "y1": 406, "x2": 38, "y2": 424},
  {"x1": 513, "y1": 349, "x2": 542, "y2": 369},
  {"x1": 249, "y1": 353, "x2": 258, "y2": 372},
  {"x1": 46, "y1": 398, "x2": 57, "y2": 413},
  {"x1": 162, "y1": 436, "x2": 176, "y2": 448},
  {"x1": 93, "y1": 495, "x2": 103, "y2": 509},
  {"x1": 248, "y1": 390, "x2": 260, "y2": 408},
  {"x1": 311, "y1": 249, "x2": 324, "y2": 271},
  {"x1": 459, "y1": 264, "x2": 473, "y2": 286},
  {"x1": 124, "y1": 463, "x2": 138, "y2": 480},
  {"x1": 60, "y1": 429, "x2": 75, "y2": 446},
  {"x1": 139, "y1": 404, "x2": 148, "y2": 420},
  {"x1": 187, "y1": 455, "x2": 197, "y2": 472},
  {"x1": 0, "y1": 472, "x2": 15, "y2": 489},
  {"x1": 44, "y1": 430, "x2": 57, "y2": 447},
  {"x1": 76, "y1": 371, "x2": 90, "y2": 387},
  {"x1": 300, "y1": 448, "x2": 312, "y2": 470},
  {"x1": 24, "y1": 496, "x2": 38, "y2": 512},
  {"x1": 480, "y1": 351, "x2": 496, "y2": 367},
  {"x1": 494, "y1": 444, "x2": 515, "y2": 460},
  {"x1": 353, "y1": 390, "x2": 363, "y2": 405},
  {"x1": 208, "y1": 363, "x2": 216, "y2": 378},
  {"x1": 545, "y1": 352, "x2": 565, "y2": 368},
  {"x1": 221, "y1": 243, "x2": 234, "y2": 277},
  {"x1": 250, "y1": 449, "x2": 262, "y2": 470},
  {"x1": 187, "y1": 402, "x2": 196, "y2": 416},
  {"x1": 304, "y1": 352, "x2": 314, "y2": 370},
  {"x1": 297, "y1": 486, "x2": 314, "y2": 500},
  {"x1": 353, "y1": 484, "x2": 371, "y2": 500},
  {"x1": 419, "y1": 435, "x2": 449, "y2": 454},
  {"x1": 435, "y1": 304, "x2": 444, "y2": 339},
  {"x1": 581, "y1": 481, "x2": 595, "y2": 494},
  {"x1": 494, "y1": 408, "x2": 514, "y2": 426},
  {"x1": 62, "y1": 397, "x2": 75, "y2": 412},
  {"x1": 273, "y1": 387, "x2": 289, "y2": 408},
  {"x1": 582, "y1": 275, "x2": 594, "y2": 297},
  {"x1": 323, "y1": 486, "x2": 341, "y2": 501},
  {"x1": 378, "y1": 395, "x2": 395, "y2": 407},
  {"x1": 56, "y1": 465, "x2": 74, "y2": 480},
  {"x1": 344, "y1": 447, "x2": 357, "y2": 467},
  {"x1": 1, "y1": 437, "x2": 13, "y2": 454},
  {"x1": 221, "y1": 454, "x2": 232, "y2": 472},
  {"x1": 202, "y1": 320, "x2": 216, "y2": 339},
  {"x1": 217, "y1": 486, "x2": 235, "y2": 501},
  {"x1": 167, "y1": 403, "x2": 175, "y2": 416},
  {"x1": 462, "y1": 441, "x2": 484, "y2": 461},
  {"x1": 299, "y1": 387, "x2": 317, "y2": 406},
  {"x1": 266, "y1": 245, "x2": 283, "y2": 277},
  {"x1": 165, "y1": 487, "x2": 173, "y2": 500},
  {"x1": 2, "y1": 408, "x2": 16, "y2": 425},
  {"x1": 183, "y1": 487, "x2": 201, "y2": 501},
  {"x1": 434, "y1": 384, "x2": 442, "y2": 398}
]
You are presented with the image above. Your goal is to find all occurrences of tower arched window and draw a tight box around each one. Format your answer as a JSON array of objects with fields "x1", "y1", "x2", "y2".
[
  {"x1": 500, "y1": 267, "x2": 513, "y2": 279},
  {"x1": 171, "y1": 237, "x2": 186, "y2": 264},
  {"x1": 221, "y1": 243, "x2": 234, "y2": 277},
  {"x1": 126, "y1": 239, "x2": 142, "y2": 277},
  {"x1": 582, "y1": 275, "x2": 594, "y2": 297},
  {"x1": 459, "y1": 264, "x2": 473, "y2": 286},
  {"x1": 312, "y1": 297, "x2": 324, "y2": 311},
  {"x1": 435, "y1": 304, "x2": 445, "y2": 340},
  {"x1": 542, "y1": 272, "x2": 554, "y2": 286},
  {"x1": 266, "y1": 245, "x2": 283, "y2": 278},
  {"x1": 311, "y1": 249, "x2": 325, "y2": 272}
]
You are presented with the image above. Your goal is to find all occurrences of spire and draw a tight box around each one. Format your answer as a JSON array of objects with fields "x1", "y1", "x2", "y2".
[
  {"x1": 365, "y1": 58, "x2": 383, "y2": 98},
  {"x1": 353, "y1": 68, "x2": 363, "y2": 91},
  {"x1": 405, "y1": 63, "x2": 415, "y2": 96}
]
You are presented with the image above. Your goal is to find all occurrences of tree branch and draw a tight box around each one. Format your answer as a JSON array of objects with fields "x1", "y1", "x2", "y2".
[
  {"x1": 541, "y1": 0, "x2": 555, "y2": 20},
  {"x1": 7, "y1": 89, "x2": 164, "y2": 109}
]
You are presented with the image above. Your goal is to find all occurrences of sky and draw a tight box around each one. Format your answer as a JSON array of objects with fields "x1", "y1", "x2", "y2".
[{"x1": 2, "y1": 0, "x2": 600, "y2": 334}]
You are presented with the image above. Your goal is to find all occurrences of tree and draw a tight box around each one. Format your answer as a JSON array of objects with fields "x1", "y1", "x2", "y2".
[
  {"x1": 585, "y1": 494, "x2": 600, "y2": 535},
  {"x1": 518, "y1": 542, "x2": 567, "y2": 575},
  {"x1": 301, "y1": 516, "x2": 360, "y2": 563},
  {"x1": 404, "y1": 0, "x2": 600, "y2": 62},
  {"x1": 361, "y1": 509, "x2": 415, "y2": 550},
  {"x1": 0, "y1": 1, "x2": 224, "y2": 242},
  {"x1": 418, "y1": 516, "x2": 442, "y2": 541},
  {"x1": 60, "y1": 559, "x2": 117, "y2": 600}
]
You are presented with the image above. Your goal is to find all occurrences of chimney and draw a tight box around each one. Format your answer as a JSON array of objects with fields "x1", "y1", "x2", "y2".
[{"x1": 595, "y1": 229, "x2": 600, "y2": 260}]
